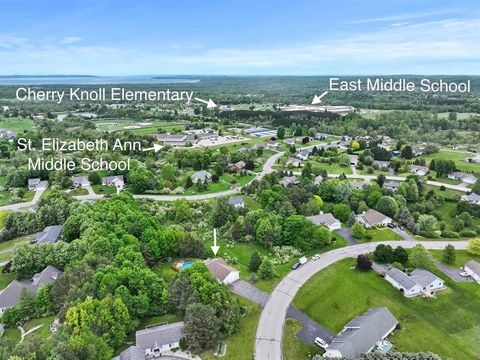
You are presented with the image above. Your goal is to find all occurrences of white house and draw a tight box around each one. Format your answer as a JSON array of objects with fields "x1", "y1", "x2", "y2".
[
  {"x1": 102, "y1": 175, "x2": 125, "y2": 191},
  {"x1": 28, "y1": 178, "x2": 49, "y2": 191},
  {"x1": 461, "y1": 193, "x2": 480, "y2": 205},
  {"x1": 204, "y1": 258, "x2": 240, "y2": 285},
  {"x1": 132, "y1": 321, "x2": 184, "y2": 358},
  {"x1": 306, "y1": 212, "x2": 342, "y2": 231},
  {"x1": 191, "y1": 170, "x2": 212, "y2": 184},
  {"x1": 349, "y1": 155, "x2": 359, "y2": 166},
  {"x1": 296, "y1": 149, "x2": 310, "y2": 161},
  {"x1": 385, "y1": 267, "x2": 445, "y2": 297},
  {"x1": 228, "y1": 197, "x2": 245, "y2": 208},
  {"x1": 465, "y1": 260, "x2": 480, "y2": 284},
  {"x1": 355, "y1": 209, "x2": 392, "y2": 228},
  {"x1": 280, "y1": 176, "x2": 300, "y2": 187},
  {"x1": 373, "y1": 160, "x2": 390, "y2": 170},
  {"x1": 72, "y1": 176, "x2": 90, "y2": 188},
  {"x1": 409, "y1": 165, "x2": 429, "y2": 176},
  {"x1": 383, "y1": 181, "x2": 400, "y2": 192},
  {"x1": 285, "y1": 157, "x2": 302, "y2": 168},
  {"x1": 324, "y1": 307, "x2": 398, "y2": 359},
  {"x1": 448, "y1": 172, "x2": 477, "y2": 184}
]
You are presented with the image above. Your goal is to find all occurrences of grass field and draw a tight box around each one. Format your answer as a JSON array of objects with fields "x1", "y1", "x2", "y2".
[
  {"x1": 0, "y1": 210, "x2": 10, "y2": 229},
  {"x1": 418, "y1": 151, "x2": 480, "y2": 175},
  {"x1": 0, "y1": 234, "x2": 33, "y2": 252},
  {"x1": 292, "y1": 258, "x2": 480, "y2": 360},
  {"x1": 0, "y1": 271, "x2": 16, "y2": 290},
  {"x1": 308, "y1": 160, "x2": 353, "y2": 175},
  {"x1": 283, "y1": 319, "x2": 321, "y2": 360},
  {"x1": 0, "y1": 117, "x2": 34, "y2": 132},
  {"x1": 429, "y1": 250, "x2": 480, "y2": 269},
  {"x1": 0, "y1": 190, "x2": 34, "y2": 206},
  {"x1": 92, "y1": 184, "x2": 118, "y2": 195},
  {"x1": 365, "y1": 228, "x2": 403, "y2": 242}
]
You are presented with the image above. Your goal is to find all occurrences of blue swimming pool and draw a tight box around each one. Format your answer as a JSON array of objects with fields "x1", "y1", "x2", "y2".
[{"x1": 180, "y1": 262, "x2": 193, "y2": 270}]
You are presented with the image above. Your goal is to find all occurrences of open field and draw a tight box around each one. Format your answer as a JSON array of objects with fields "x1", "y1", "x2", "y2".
[
  {"x1": 292, "y1": 258, "x2": 480, "y2": 360},
  {"x1": 418, "y1": 151, "x2": 480, "y2": 175},
  {"x1": 0, "y1": 117, "x2": 34, "y2": 132}
]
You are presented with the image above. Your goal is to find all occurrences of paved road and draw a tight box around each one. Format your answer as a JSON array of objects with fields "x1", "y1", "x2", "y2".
[
  {"x1": 254, "y1": 240, "x2": 469, "y2": 360},
  {"x1": 0, "y1": 187, "x2": 46, "y2": 212}
]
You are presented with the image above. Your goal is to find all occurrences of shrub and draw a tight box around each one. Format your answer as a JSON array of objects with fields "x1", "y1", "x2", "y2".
[
  {"x1": 460, "y1": 230, "x2": 477, "y2": 237},
  {"x1": 356, "y1": 254, "x2": 372, "y2": 271}
]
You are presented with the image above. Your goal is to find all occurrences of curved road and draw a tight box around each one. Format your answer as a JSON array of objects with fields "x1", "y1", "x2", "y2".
[{"x1": 254, "y1": 240, "x2": 469, "y2": 360}]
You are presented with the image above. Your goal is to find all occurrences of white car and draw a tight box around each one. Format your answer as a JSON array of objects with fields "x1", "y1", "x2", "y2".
[
  {"x1": 311, "y1": 254, "x2": 320, "y2": 261},
  {"x1": 315, "y1": 337, "x2": 329, "y2": 349},
  {"x1": 459, "y1": 271, "x2": 470, "y2": 277}
]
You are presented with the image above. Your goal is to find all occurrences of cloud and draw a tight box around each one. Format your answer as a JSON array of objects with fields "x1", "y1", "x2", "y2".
[
  {"x1": 0, "y1": 18, "x2": 478, "y2": 75},
  {"x1": 61, "y1": 36, "x2": 82, "y2": 44},
  {"x1": 347, "y1": 8, "x2": 458, "y2": 24}
]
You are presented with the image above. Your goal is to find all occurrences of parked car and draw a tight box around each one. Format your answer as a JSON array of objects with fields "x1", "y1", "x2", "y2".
[
  {"x1": 291, "y1": 262, "x2": 301, "y2": 270},
  {"x1": 460, "y1": 271, "x2": 470, "y2": 277},
  {"x1": 315, "y1": 337, "x2": 329, "y2": 349},
  {"x1": 387, "y1": 223, "x2": 394, "y2": 229},
  {"x1": 312, "y1": 254, "x2": 320, "y2": 261},
  {"x1": 299, "y1": 256, "x2": 308, "y2": 265}
]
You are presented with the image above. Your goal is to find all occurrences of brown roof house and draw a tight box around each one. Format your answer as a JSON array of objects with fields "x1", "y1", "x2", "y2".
[
  {"x1": 204, "y1": 258, "x2": 240, "y2": 285},
  {"x1": 355, "y1": 209, "x2": 392, "y2": 228}
]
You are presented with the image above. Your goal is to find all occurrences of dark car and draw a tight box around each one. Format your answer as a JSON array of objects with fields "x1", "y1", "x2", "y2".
[{"x1": 291, "y1": 262, "x2": 301, "y2": 270}]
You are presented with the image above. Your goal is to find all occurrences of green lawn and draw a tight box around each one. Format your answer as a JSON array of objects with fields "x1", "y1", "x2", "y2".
[
  {"x1": 429, "y1": 250, "x2": 480, "y2": 269},
  {"x1": 0, "y1": 210, "x2": 10, "y2": 229},
  {"x1": 0, "y1": 190, "x2": 36, "y2": 206},
  {"x1": 308, "y1": 160, "x2": 353, "y2": 175},
  {"x1": 68, "y1": 188, "x2": 89, "y2": 196},
  {"x1": 0, "y1": 271, "x2": 16, "y2": 290},
  {"x1": 0, "y1": 117, "x2": 34, "y2": 132},
  {"x1": 283, "y1": 319, "x2": 321, "y2": 360},
  {"x1": 419, "y1": 151, "x2": 480, "y2": 176},
  {"x1": 0, "y1": 234, "x2": 34, "y2": 252},
  {"x1": 92, "y1": 184, "x2": 118, "y2": 195},
  {"x1": 183, "y1": 181, "x2": 231, "y2": 195},
  {"x1": 363, "y1": 228, "x2": 403, "y2": 242},
  {"x1": 2, "y1": 328, "x2": 21, "y2": 342},
  {"x1": 293, "y1": 258, "x2": 480, "y2": 360},
  {"x1": 202, "y1": 296, "x2": 262, "y2": 360}
]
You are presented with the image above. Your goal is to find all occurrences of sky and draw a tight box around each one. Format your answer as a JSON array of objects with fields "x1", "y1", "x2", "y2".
[{"x1": 0, "y1": 0, "x2": 478, "y2": 75}]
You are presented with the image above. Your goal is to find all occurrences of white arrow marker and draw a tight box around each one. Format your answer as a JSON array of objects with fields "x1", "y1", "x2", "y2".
[
  {"x1": 211, "y1": 228, "x2": 220, "y2": 255},
  {"x1": 194, "y1": 97, "x2": 217, "y2": 109},
  {"x1": 311, "y1": 91, "x2": 329, "y2": 105},
  {"x1": 142, "y1": 143, "x2": 163, "y2": 153}
]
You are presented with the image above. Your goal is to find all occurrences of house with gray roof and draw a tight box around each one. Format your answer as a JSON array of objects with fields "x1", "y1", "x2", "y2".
[
  {"x1": 355, "y1": 209, "x2": 392, "y2": 228},
  {"x1": 385, "y1": 267, "x2": 445, "y2": 297},
  {"x1": 285, "y1": 157, "x2": 302, "y2": 168},
  {"x1": 191, "y1": 170, "x2": 212, "y2": 184},
  {"x1": 102, "y1": 175, "x2": 125, "y2": 191},
  {"x1": 120, "y1": 322, "x2": 185, "y2": 360},
  {"x1": 34, "y1": 225, "x2": 63, "y2": 244},
  {"x1": 324, "y1": 307, "x2": 398, "y2": 358},
  {"x1": 280, "y1": 176, "x2": 300, "y2": 187},
  {"x1": 461, "y1": 193, "x2": 480, "y2": 205},
  {"x1": 204, "y1": 258, "x2": 240, "y2": 285},
  {"x1": 28, "y1": 178, "x2": 49, "y2": 191},
  {"x1": 409, "y1": 165, "x2": 429, "y2": 176},
  {"x1": 228, "y1": 197, "x2": 245, "y2": 208},
  {"x1": 306, "y1": 212, "x2": 341, "y2": 231},
  {"x1": 383, "y1": 181, "x2": 400, "y2": 192},
  {"x1": 373, "y1": 160, "x2": 390, "y2": 170},
  {"x1": 448, "y1": 171, "x2": 477, "y2": 184},
  {"x1": 72, "y1": 176, "x2": 90, "y2": 188},
  {"x1": 0, "y1": 266, "x2": 62, "y2": 315},
  {"x1": 296, "y1": 149, "x2": 311, "y2": 161},
  {"x1": 350, "y1": 181, "x2": 368, "y2": 190},
  {"x1": 465, "y1": 260, "x2": 480, "y2": 284}
]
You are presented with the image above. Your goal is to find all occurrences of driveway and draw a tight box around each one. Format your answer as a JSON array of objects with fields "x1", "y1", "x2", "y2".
[
  {"x1": 230, "y1": 279, "x2": 270, "y2": 307},
  {"x1": 393, "y1": 227, "x2": 415, "y2": 241},
  {"x1": 254, "y1": 240, "x2": 469, "y2": 360},
  {"x1": 334, "y1": 228, "x2": 358, "y2": 246},
  {"x1": 433, "y1": 260, "x2": 475, "y2": 283},
  {"x1": 286, "y1": 305, "x2": 335, "y2": 344}
]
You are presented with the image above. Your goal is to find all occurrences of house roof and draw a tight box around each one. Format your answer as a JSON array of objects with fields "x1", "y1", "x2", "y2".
[
  {"x1": 306, "y1": 213, "x2": 340, "y2": 227},
  {"x1": 72, "y1": 176, "x2": 90, "y2": 186},
  {"x1": 228, "y1": 197, "x2": 245, "y2": 206},
  {"x1": 350, "y1": 181, "x2": 367, "y2": 189},
  {"x1": 384, "y1": 181, "x2": 400, "y2": 189},
  {"x1": 120, "y1": 345, "x2": 144, "y2": 360},
  {"x1": 156, "y1": 134, "x2": 188, "y2": 142},
  {"x1": 385, "y1": 267, "x2": 418, "y2": 291},
  {"x1": 280, "y1": 176, "x2": 299, "y2": 186},
  {"x1": 191, "y1": 170, "x2": 212, "y2": 181},
  {"x1": 327, "y1": 307, "x2": 398, "y2": 358},
  {"x1": 35, "y1": 225, "x2": 63, "y2": 244},
  {"x1": 464, "y1": 193, "x2": 480, "y2": 202},
  {"x1": 28, "y1": 178, "x2": 41, "y2": 186},
  {"x1": 466, "y1": 260, "x2": 480, "y2": 276},
  {"x1": 103, "y1": 175, "x2": 124, "y2": 185},
  {"x1": 359, "y1": 209, "x2": 391, "y2": 226},
  {"x1": 410, "y1": 269, "x2": 442, "y2": 288},
  {"x1": 204, "y1": 258, "x2": 238, "y2": 282},
  {"x1": 451, "y1": 172, "x2": 477, "y2": 181},
  {"x1": 410, "y1": 165, "x2": 428, "y2": 171},
  {"x1": 0, "y1": 266, "x2": 62, "y2": 309},
  {"x1": 136, "y1": 321, "x2": 184, "y2": 350}
]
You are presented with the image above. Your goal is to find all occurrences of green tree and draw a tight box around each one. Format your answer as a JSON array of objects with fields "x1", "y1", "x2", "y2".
[
  {"x1": 249, "y1": 251, "x2": 262, "y2": 272},
  {"x1": 88, "y1": 172, "x2": 101, "y2": 185},
  {"x1": 184, "y1": 303, "x2": 220, "y2": 353},
  {"x1": 375, "y1": 196, "x2": 399, "y2": 218},
  {"x1": 442, "y1": 244, "x2": 456, "y2": 264},
  {"x1": 467, "y1": 238, "x2": 480, "y2": 255},
  {"x1": 258, "y1": 257, "x2": 276, "y2": 280},
  {"x1": 277, "y1": 126, "x2": 286, "y2": 139},
  {"x1": 409, "y1": 244, "x2": 432, "y2": 269},
  {"x1": 36, "y1": 284, "x2": 54, "y2": 315},
  {"x1": 351, "y1": 222, "x2": 366, "y2": 240},
  {"x1": 128, "y1": 167, "x2": 154, "y2": 193}
]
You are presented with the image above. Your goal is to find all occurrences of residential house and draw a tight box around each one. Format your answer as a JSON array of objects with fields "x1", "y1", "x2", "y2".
[
  {"x1": 349, "y1": 155, "x2": 359, "y2": 166},
  {"x1": 280, "y1": 176, "x2": 300, "y2": 187},
  {"x1": 448, "y1": 172, "x2": 477, "y2": 184},
  {"x1": 228, "y1": 160, "x2": 246, "y2": 173},
  {"x1": 102, "y1": 175, "x2": 125, "y2": 191},
  {"x1": 385, "y1": 267, "x2": 445, "y2": 297},
  {"x1": 355, "y1": 209, "x2": 392, "y2": 228},
  {"x1": 314, "y1": 133, "x2": 328, "y2": 140},
  {"x1": 373, "y1": 160, "x2": 390, "y2": 170},
  {"x1": 306, "y1": 212, "x2": 342, "y2": 231},
  {"x1": 461, "y1": 193, "x2": 480, "y2": 205},
  {"x1": 350, "y1": 181, "x2": 368, "y2": 190},
  {"x1": 296, "y1": 149, "x2": 310, "y2": 161},
  {"x1": 465, "y1": 260, "x2": 480, "y2": 284},
  {"x1": 285, "y1": 157, "x2": 302, "y2": 168},
  {"x1": 324, "y1": 307, "x2": 398, "y2": 359},
  {"x1": 284, "y1": 138, "x2": 295, "y2": 145},
  {"x1": 228, "y1": 197, "x2": 245, "y2": 208},
  {"x1": 120, "y1": 321, "x2": 185, "y2": 359},
  {"x1": 28, "y1": 178, "x2": 49, "y2": 191},
  {"x1": 72, "y1": 176, "x2": 90, "y2": 188},
  {"x1": 267, "y1": 139, "x2": 279, "y2": 147},
  {"x1": 383, "y1": 181, "x2": 400, "y2": 192},
  {"x1": 314, "y1": 175, "x2": 324, "y2": 185},
  {"x1": 409, "y1": 165, "x2": 429, "y2": 176},
  {"x1": 0, "y1": 129, "x2": 16, "y2": 139},
  {"x1": 0, "y1": 266, "x2": 62, "y2": 315},
  {"x1": 204, "y1": 258, "x2": 240, "y2": 285},
  {"x1": 191, "y1": 170, "x2": 212, "y2": 184},
  {"x1": 34, "y1": 225, "x2": 63, "y2": 244},
  {"x1": 464, "y1": 156, "x2": 480, "y2": 163}
]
